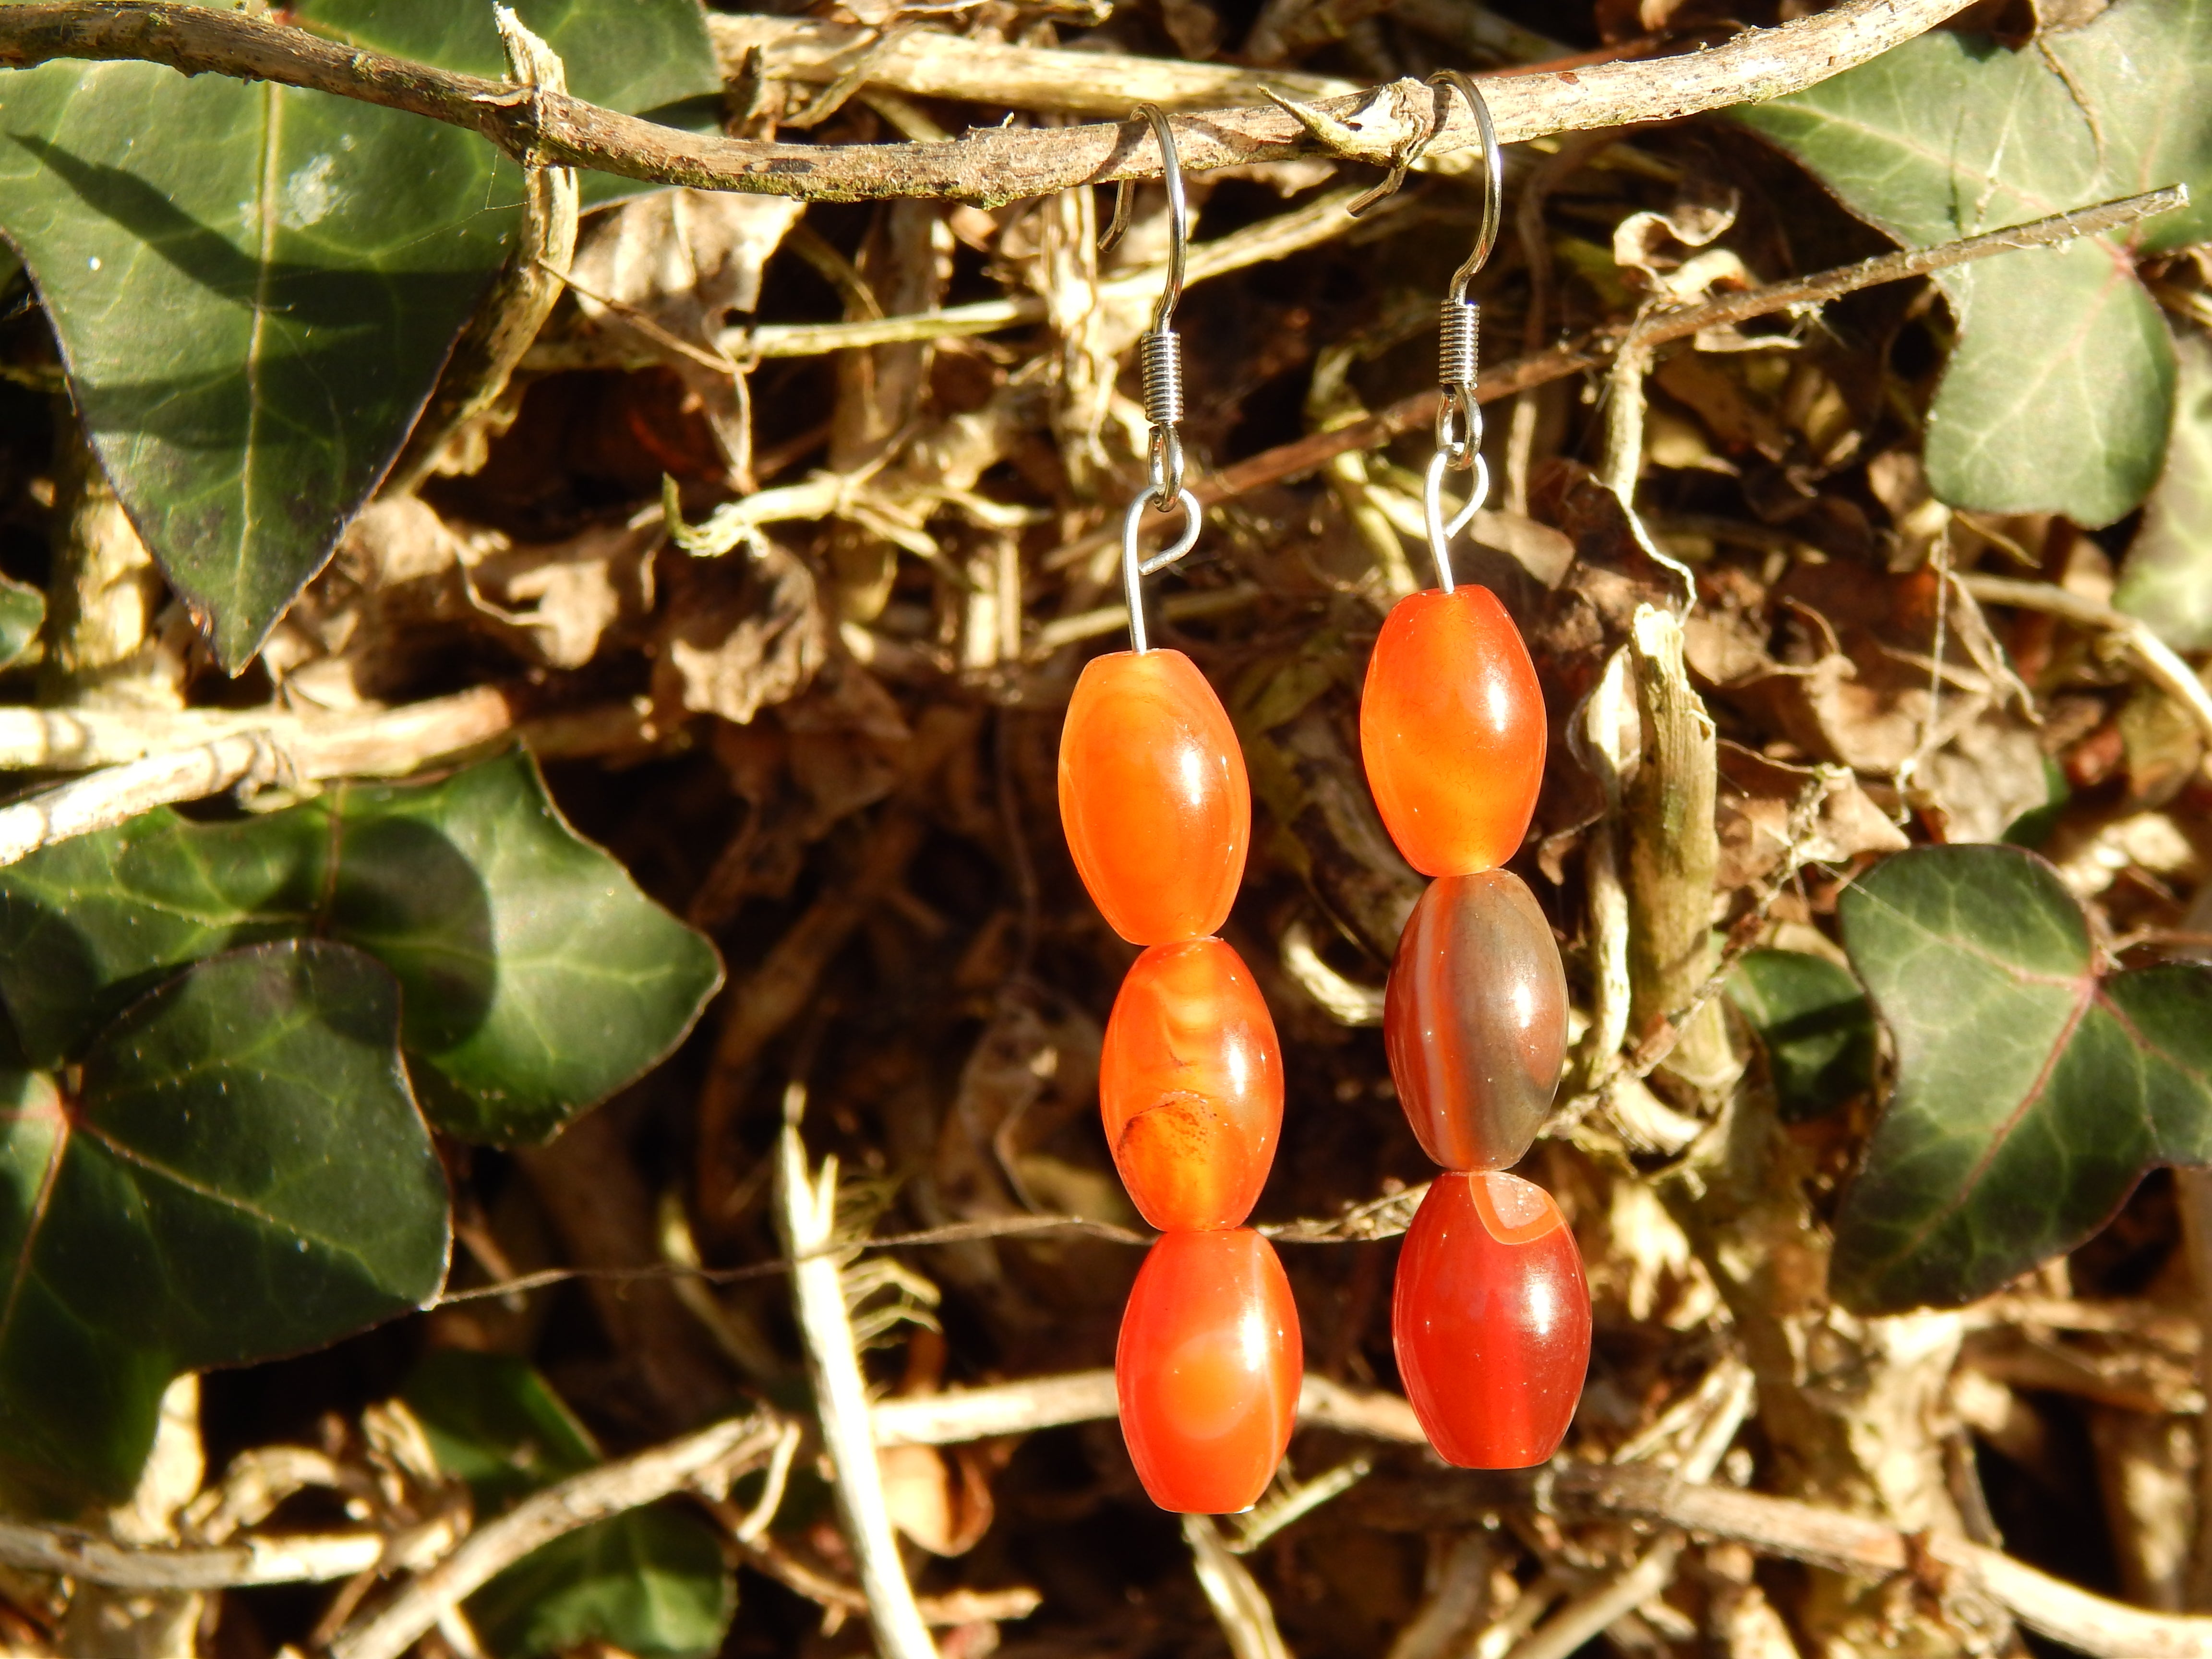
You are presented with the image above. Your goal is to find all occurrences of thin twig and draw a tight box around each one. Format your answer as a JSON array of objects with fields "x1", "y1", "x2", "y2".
[
  {"x1": 777, "y1": 1088, "x2": 938, "y2": 1659},
  {"x1": 708, "y1": 13, "x2": 1359, "y2": 115},
  {"x1": 0, "y1": 1518, "x2": 454, "y2": 1593},
  {"x1": 872, "y1": 1370, "x2": 1424, "y2": 1448},
  {"x1": 433, "y1": 1214, "x2": 1156, "y2": 1307},
  {"x1": 1503, "y1": 1540, "x2": 1684, "y2": 1659},
  {"x1": 714, "y1": 1523, "x2": 1042, "y2": 1626},
  {"x1": 1185, "y1": 1515, "x2": 1293, "y2": 1659},
  {"x1": 0, "y1": 689, "x2": 659, "y2": 866},
  {"x1": 324, "y1": 1412, "x2": 783, "y2": 1659},
  {"x1": 0, "y1": 0, "x2": 1971, "y2": 204},
  {"x1": 1228, "y1": 1458, "x2": 1375, "y2": 1554},
  {"x1": 1558, "y1": 1468, "x2": 2212, "y2": 1659},
  {"x1": 1961, "y1": 573, "x2": 2212, "y2": 747}
]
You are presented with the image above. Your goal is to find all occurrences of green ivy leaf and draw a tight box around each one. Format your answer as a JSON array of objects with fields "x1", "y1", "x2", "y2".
[
  {"x1": 0, "y1": 939, "x2": 449, "y2": 1506},
  {"x1": 0, "y1": 0, "x2": 722, "y2": 668},
  {"x1": 1726, "y1": 949, "x2": 1874, "y2": 1123},
  {"x1": 404, "y1": 1351, "x2": 735, "y2": 1659},
  {"x1": 1833, "y1": 844, "x2": 2212, "y2": 1313},
  {"x1": 468, "y1": 1509, "x2": 735, "y2": 1659},
  {"x1": 405, "y1": 1348, "x2": 599, "y2": 1509},
  {"x1": 0, "y1": 572, "x2": 40, "y2": 670},
  {"x1": 294, "y1": 0, "x2": 724, "y2": 209},
  {"x1": 1733, "y1": 0, "x2": 2212, "y2": 527},
  {"x1": 0, "y1": 751, "x2": 722, "y2": 1144},
  {"x1": 2116, "y1": 327, "x2": 2212, "y2": 652}
]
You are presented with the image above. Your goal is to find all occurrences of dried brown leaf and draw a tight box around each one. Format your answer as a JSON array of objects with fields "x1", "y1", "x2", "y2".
[
  {"x1": 470, "y1": 517, "x2": 661, "y2": 670},
  {"x1": 656, "y1": 545, "x2": 830, "y2": 725},
  {"x1": 1714, "y1": 742, "x2": 1908, "y2": 889}
]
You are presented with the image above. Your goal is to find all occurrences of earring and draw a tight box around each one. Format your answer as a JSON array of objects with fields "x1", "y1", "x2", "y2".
[
  {"x1": 1355, "y1": 74, "x2": 1590, "y2": 1471},
  {"x1": 1058, "y1": 107, "x2": 1301, "y2": 1515}
]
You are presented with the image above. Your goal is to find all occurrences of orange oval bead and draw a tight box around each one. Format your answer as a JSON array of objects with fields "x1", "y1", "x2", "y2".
[
  {"x1": 1358, "y1": 587, "x2": 1546, "y2": 878},
  {"x1": 1101, "y1": 938, "x2": 1283, "y2": 1231},
  {"x1": 1393, "y1": 1172, "x2": 1589, "y2": 1469},
  {"x1": 1117, "y1": 1228, "x2": 1301, "y2": 1513},
  {"x1": 1385, "y1": 870, "x2": 1568, "y2": 1171},
  {"x1": 1059, "y1": 649, "x2": 1251, "y2": 945}
]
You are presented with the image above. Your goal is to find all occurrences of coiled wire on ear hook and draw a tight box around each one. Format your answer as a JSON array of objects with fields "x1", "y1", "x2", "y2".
[
  {"x1": 1101, "y1": 104, "x2": 1202, "y2": 652},
  {"x1": 1348, "y1": 71, "x2": 1503, "y2": 594}
]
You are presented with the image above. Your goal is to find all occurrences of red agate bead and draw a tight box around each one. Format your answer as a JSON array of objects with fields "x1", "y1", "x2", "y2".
[
  {"x1": 1358, "y1": 587, "x2": 1545, "y2": 877},
  {"x1": 1101, "y1": 938, "x2": 1283, "y2": 1231},
  {"x1": 1385, "y1": 870, "x2": 1568, "y2": 1171},
  {"x1": 1393, "y1": 1171, "x2": 1589, "y2": 1469},
  {"x1": 1059, "y1": 649, "x2": 1250, "y2": 944},
  {"x1": 1118, "y1": 1228, "x2": 1301, "y2": 1513}
]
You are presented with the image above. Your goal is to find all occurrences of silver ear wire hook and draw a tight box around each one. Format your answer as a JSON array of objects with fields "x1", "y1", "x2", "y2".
[
  {"x1": 1103, "y1": 104, "x2": 1202, "y2": 653},
  {"x1": 1364, "y1": 71, "x2": 1502, "y2": 594}
]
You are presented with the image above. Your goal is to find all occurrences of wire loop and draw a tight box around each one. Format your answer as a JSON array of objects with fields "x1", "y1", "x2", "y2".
[
  {"x1": 1423, "y1": 450, "x2": 1483, "y2": 596},
  {"x1": 1121, "y1": 489, "x2": 1203, "y2": 653}
]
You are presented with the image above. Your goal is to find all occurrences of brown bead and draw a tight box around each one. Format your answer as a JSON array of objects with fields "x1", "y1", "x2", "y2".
[{"x1": 1384, "y1": 870, "x2": 1567, "y2": 1171}]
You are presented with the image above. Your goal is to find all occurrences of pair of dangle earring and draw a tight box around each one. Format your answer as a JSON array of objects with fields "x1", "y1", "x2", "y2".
[
  {"x1": 1058, "y1": 107, "x2": 1301, "y2": 1517},
  {"x1": 1356, "y1": 72, "x2": 1591, "y2": 1470},
  {"x1": 1058, "y1": 84, "x2": 1592, "y2": 1511}
]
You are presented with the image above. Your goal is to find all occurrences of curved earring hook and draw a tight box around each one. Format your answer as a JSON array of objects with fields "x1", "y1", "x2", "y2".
[
  {"x1": 1101, "y1": 104, "x2": 1201, "y2": 652},
  {"x1": 1430, "y1": 71, "x2": 1502, "y2": 303},
  {"x1": 1099, "y1": 104, "x2": 1187, "y2": 336}
]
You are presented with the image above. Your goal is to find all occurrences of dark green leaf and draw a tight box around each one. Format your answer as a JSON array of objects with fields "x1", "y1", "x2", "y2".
[
  {"x1": 1833, "y1": 844, "x2": 2212, "y2": 1313},
  {"x1": 0, "y1": 0, "x2": 722, "y2": 667},
  {"x1": 469, "y1": 1507, "x2": 734, "y2": 1659},
  {"x1": 1727, "y1": 949, "x2": 1874, "y2": 1123},
  {"x1": 294, "y1": 0, "x2": 724, "y2": 207},
  {"x1": 0, "y1": 940, "x2": 448, "y2": 1505},
  {"x1": 1733, "y1": 0, "x2": 2212, "y2": 526},
  {"x1": 403, "y1": 1350, "x2": 734, "y2": 1659},
  {"x1": 404, "y1": 1348, "x2": 599, "y2": 1510},
  {"x1": 0, "y1": 55, "x2": 508, "y2": 668},
  {"x1": 0, "y1": 750, "x2": 722, "y2": 1144},
  {"x1": 0, "y1": 573, "x2": 40, "y2": 670}
]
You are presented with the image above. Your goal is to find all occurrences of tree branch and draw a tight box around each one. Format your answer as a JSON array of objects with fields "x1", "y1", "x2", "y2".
[
  {"x1": 0, "y1": 0, "x2": 1970, "y2": 205},
  {"x1": 0, "y1": 1518, "x2": 452, "y2": 1593},
  {"x1": 0, "y1": 688, "x2": 659, "y2": 867}
]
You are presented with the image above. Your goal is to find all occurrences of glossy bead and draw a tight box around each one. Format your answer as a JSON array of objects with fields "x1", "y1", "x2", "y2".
[
  {"x1": 1385, "y1": 871, "x2": 1568, "y2": 1171},
  {"x1": 1101, "y1": 939, "x2": 1283, "y2": 1231},
  {"x1": 1058, "y1": 649, "x2": 1250, "y2": 946},
  {"x1": 1359, "y1": 587, "x2": 1546, "y2": 878},
  {"x1": 1118, "y1": 1228, "x2": 1301, "y2": 1513},
  {"x1": 1393, "y1": 1172, "x2": 1589, "y2": 1469}
]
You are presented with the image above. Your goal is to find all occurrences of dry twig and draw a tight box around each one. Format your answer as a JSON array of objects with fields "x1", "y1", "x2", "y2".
[
  {"x1": 777, "y1": 1088, "x2": 938, "y2": 1659},
  {"x1": 0, "y1": 689, "x2": 658, "y2": 867},
  {"x1": 0, "y1": 0, "x2": 1971, "y2": 204}
]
